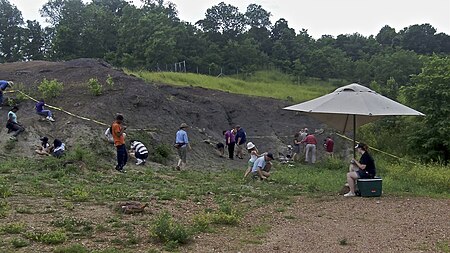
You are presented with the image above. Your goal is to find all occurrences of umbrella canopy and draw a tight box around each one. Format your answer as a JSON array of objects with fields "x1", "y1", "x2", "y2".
[{"x1": 283, "y1": 83, "x2": 425, "y2": 156}]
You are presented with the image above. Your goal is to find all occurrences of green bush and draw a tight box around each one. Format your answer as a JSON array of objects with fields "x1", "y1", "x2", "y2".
[
  {"x1": 38, "y1": 78, "x2": 64, "y2": 99},
  {"x1": 106, "y1": 74, "x2": 114, "y2": 87},
  {"x1": 54, "y1": 244, "x2": 89, "y2": 253},
  {"x1": 0, "y1": 178, "x2": 12, "y2": 198},
  {"x1": 150, "y1": 211, "x2": 190, "y2": 247},
  {"x1": 88, "y1": 78, "x2": 103, "y2": 96},
  {"x1": 151, "y1": 144, "x2": 172, "y2": 165},
  {"x1": 25, "y1": 230, "x2": 67, "y2": 245},
  {"x1": 1, "y1": 223, "x2": 24, "y2": 234},
  {"x1": 11, "y1": 238, "x2": 29, "y2": 248}
]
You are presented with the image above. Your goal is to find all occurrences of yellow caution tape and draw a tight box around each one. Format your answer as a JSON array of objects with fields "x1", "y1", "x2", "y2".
[
  {"x1": 335, "y1": 132, "x2": 418, "y2": 165},
  {"x1": 7, "y1": 90, "x2": 159, "y2": 132}
]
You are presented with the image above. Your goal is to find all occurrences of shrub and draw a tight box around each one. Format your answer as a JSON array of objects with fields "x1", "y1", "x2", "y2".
[
  {"x1": 88, "y1": 78, "x2": 103, "y2": 96},
  {"x1": 11, "y1": 238, "x2": 29, "y2": 248},
  {"x1": 38, "y1": 78, "x2": 64, "y2": 99},
  {"x1": 1, "y1": 223, "x2": 24, "y2": 234},
  {"x1": 106, "y1": 74, "x2": 114, "y2": 87},
  {"x1": 0, "y1": 178, "x2": 12, "y2": 198},
  {"x1": 54, "y1": 244, "x2": 89, "y2": 253},
  {"x1": 151, "y1": 144, "x2": 172, "y2": 165},
  {"x1": 25, "y1": 230, "x2": 67, "y2": 245},
  {"x1": 150, "y1": 211, "x2": 190, "y2": 247}
]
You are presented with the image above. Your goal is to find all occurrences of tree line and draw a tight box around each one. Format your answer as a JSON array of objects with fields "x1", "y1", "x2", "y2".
[{"x1": 1, "y1": 0, "x2": 449, "y2": 162}]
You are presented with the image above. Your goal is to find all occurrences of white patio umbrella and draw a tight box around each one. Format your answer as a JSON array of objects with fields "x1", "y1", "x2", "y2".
[{"x1": 283, "y1": 83, "x2": 425, "y2": 156}]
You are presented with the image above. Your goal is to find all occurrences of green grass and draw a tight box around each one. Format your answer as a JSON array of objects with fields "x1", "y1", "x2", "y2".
[
  {"x1": 0, "y1": 147, "x2": 448, "y2": 251},
  {"x1": 127, "y1": 70, "x2": 336, "y2": 103}
]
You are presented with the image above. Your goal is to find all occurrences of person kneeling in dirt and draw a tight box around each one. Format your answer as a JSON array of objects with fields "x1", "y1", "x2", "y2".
[
  {"x1": 251, "y1": 152, "x2": 274, "y2": 180},
  {"x1": 344, "y1": 143, "x2": 376, "y2": 197},
  {"x1": 6, "y1": 106, "x2": 25, "y2": 140},
  {"x1": 35, "y1": 99, "x2": 55, "y2": 122},
  {"x1": 129, "y1": 140, "x2": 148, "y2": 165},
  {"x1": 216, "y1": 142, "x2": 225, "y2": 157},
  {"x1": 51, "y1": 139, "x2": 65, "y2": 158},
  {"x1": 35, "y1": 136, "x2": 51, "y2": 155}
]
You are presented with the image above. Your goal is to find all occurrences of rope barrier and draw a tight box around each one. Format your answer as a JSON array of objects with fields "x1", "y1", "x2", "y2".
[
  {"x1": 7, "y1": 90, "x2": 159, "y2": 132},
  {"x1": 5, "y1": 89, "x2": 418, "y2": 164},
  {"x1": 335, "y1": 132, "x2": 418, "y2": 165}
]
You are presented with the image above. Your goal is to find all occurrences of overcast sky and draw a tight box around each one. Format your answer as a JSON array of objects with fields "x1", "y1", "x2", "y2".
[{"x1": 9, "y1": 0, "x2": 450, "y2": 38}]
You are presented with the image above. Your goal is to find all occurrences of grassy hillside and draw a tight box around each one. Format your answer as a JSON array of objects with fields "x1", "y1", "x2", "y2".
[{"x1": 127, "y1": 70, "x2": 337, "y2": 102}]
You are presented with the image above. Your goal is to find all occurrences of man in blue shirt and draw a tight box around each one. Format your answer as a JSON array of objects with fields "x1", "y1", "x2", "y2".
[
  {"x1": 6, "y1": 106, "x2": 24, "y2": 140},
  {"x1": 251, "y1": 153, "x2": 274, "y2": 180},
  {"x1": 175, "y1": 123, "x2": 191, "y2": 170},
  {"x1": 234, "y1": 125, "x2": 247, "y2": 159},
  {"x1": 35, "y1": 99, "x2": 55, "y2": 122},
  {"x1": 0, "y1": 80, "x2": 14, "y2": 108}
]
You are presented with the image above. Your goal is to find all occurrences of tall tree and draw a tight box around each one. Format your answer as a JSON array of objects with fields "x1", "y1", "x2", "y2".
[
  {"x1": 0, "y1": 0, "x2": 24, "y2": 62},
  {"x1": 196, "y1": 2, "x2": 246, "y2": 41},
  {"x1": 401, "y1": 55, "x2": 450, "y2": 162},
  {"x1": 23, "y1": 20, "x2": 45, "y2": 60},
  {"x1": 399, "y1": 24, "x2": 437, "y2": 54},
  {"x1": 376, "y1": 25, "x2": 397, "y2": 47}
]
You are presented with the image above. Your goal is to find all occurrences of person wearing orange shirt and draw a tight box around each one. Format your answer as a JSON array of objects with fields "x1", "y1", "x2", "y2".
[{"x1": 112, "y1": 114, "x2": 127, "y2": 173}]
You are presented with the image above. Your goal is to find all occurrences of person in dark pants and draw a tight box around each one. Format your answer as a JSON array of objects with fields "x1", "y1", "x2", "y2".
[
  {"x1": 112, "y1": 114, "x2": 127, "y2": 173},
  {"x1": 234, "y1": 125, "x2": 247, "y2": 159},
  {"x1": 6, "y1": 106, "x2": 25, "y2": 140},
  {"x1": 224, "y1": 128, "x2": 236, "y2": 160},
  {"x1": 344, "y1": 143, "x2": 377, "y2": 197},
  {"x1": 0, "y1": 80, "x2": 13, "y2": 108}
]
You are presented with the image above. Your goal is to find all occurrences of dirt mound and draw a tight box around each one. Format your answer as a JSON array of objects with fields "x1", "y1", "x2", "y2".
[{"x1": 0, "y1": 59, "x2": 326, "y2": 166}]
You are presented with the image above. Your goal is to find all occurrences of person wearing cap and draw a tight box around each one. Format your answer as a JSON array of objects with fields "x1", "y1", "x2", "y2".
[
  {"x1": 6, "y1": 106, "x2": 25, "y2": 140},
  {"x1": 112, "y1": 114, "x2": 127, "y2": 173},
  {"x1": 344, "y1": 143, "x2": 377, "y2": 197},
  {"x1": 35, "y1": 99, "x2": 55, "y2": 122},
  {"x1": 301, "y1": 131, "x2": 317, "y2": 164},
  {"x1": 224, "y1": 128, "x2": 236, "y2": 160},
  {"x1": 243, "y1": 142, "x2": 259, "y2": 178},
  {"x1": 35, "y1": 136, "x2": 51, "y2": 155},
  {"x1": 175, "y1": 123, "x2": 191, "y2": 170},
  {"x1": 0, "y1": 80, "x2": 13, "y2": 108},
  {"x1": 234, "y1": 125, "x2": 247, "y2": 159},
  {"x1": 251, "y1": 152, "x2": 274, "y2": 180}
]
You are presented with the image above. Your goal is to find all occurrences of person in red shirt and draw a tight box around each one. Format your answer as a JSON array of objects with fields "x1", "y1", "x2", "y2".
[
  {"x1": 301, "y1": 133, "x2": 317, "y2": 164},
  {"x1": 324, "y1": 136, "x2": 334, "y2": 157},
  {"x1": 112, "y1": 114, "x2": 127, "y2": 173}
]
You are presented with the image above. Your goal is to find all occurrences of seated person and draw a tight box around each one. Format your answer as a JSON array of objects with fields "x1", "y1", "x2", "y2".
[
  {"x1": 129, "y1": 140, "x2": 148, "y2": 165},
  {"x1": 216, "y1": 142, "x2": 225, "y2": 157},
  {"x1": 51, "y1": 139, "x2": 65, "y2": 158},
  {"x1": 344, "y1": 143, "x2": 377, "y2": 197},
  {"x1": 6, "y1": 106, "x2": 25, "y2": 140},
  {"x1": 251, "y1": 152, "x2": 274, "y2": 180},
  {"x1": 35, "y1": 136, "x2": 51, "y2": 155},
  {"x1": 35, "y1": 99, "x2": 55, "y2": 122}
]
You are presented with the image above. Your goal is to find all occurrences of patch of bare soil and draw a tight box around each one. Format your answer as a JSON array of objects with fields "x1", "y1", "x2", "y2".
[{"x1": 186, "y1": 196, "x2": 450, "y2": 253}]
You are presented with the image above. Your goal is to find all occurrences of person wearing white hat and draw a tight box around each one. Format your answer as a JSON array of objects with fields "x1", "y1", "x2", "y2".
[{"x1": 243, "y1": 142, "x2": 259, "y2": 178}]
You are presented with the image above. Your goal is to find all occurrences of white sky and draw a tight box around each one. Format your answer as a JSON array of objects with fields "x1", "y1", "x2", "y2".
[{"x1": 9, "y1": 0, "x2": 450, "y2": 38}]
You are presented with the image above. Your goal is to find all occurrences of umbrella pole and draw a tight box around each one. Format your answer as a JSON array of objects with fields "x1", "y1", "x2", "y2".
[{"x1": 353, "y1": 114, "x2": 356, "y2": 158}]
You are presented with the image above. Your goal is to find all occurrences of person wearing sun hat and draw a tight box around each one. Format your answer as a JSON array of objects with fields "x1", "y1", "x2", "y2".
[
  {"x1": 344, "y1": 142, "x2": 377, "y2": 197},
  {"x1": 243, "y1": 142, "x2": 259, "y2": 178},
  {"x1": 175, "y1": 122, "x2": 191, "y2": 170}
]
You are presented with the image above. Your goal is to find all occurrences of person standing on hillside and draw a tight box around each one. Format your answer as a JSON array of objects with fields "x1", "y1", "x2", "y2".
[
  {"x1": 35, "y1": 99, "x2": 55, "y2": 122},
  {"x1": 324, "y1": 136, "x2": 334, "y2": 157},
  {"x1": 301, "y1": 132, "x2": 317, "y2": 164},
  {"x1": 292, "y1": 132, "x2": 302, "y2": 162},
  {"x1": 224, "y1": 128, "x2": 236, "y2": 160},
  {"x1": 6, "y1": 106, "x2": 25, "y2": 140},
  {"x1": 175, "y1": 123, "x2": 191, "y2": 170},
  {"x1": 234, "y1": 125, "x2": 247, "y2": 159},
  {"x1": 0, "y1": 80, "x2": 13, "y2": 108},
  {"x1": 112, "y1": 114, "x2": 127, "y2": 173}
]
